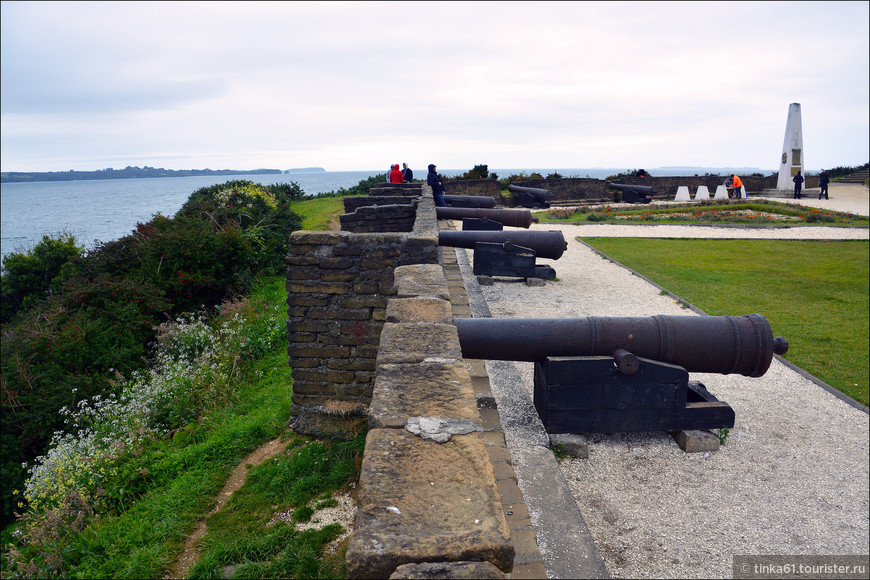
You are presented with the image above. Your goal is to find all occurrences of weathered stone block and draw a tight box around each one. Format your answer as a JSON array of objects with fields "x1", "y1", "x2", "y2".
[
  {"x1": 289, "y1": 344, "x2": 352, "y2": 359},
  {"x1": 377, "y1": 323, "x2": 462, "y2": 365},
  {"x1": 389, "y1": 561, "x2": 506, "y2": 579},
  {"x1": 549, "y1": 433, "x2": 589, "y2": 459},
  {"x1": 369, "y1": 361, "x2": 479, "y2": 429},
  {"x1": 385, "y1": 298, "x2": 453, "y2": 324},
  {"x1": 346, "y1": 429, "x2": 513, "y2": 579},
  {"x1": 288, "y1": 281, "x2": 351, "y2": 295},
  {"x1": 394, "y1": 264, "x2": 450, "y2": 300},
  {"x1": 671, "y1": 429, "x2": 720, "y2": 453}
]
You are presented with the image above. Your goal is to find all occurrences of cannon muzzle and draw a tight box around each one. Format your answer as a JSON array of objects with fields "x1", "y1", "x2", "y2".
[
  {"x1": 436, "y1": 207, "x2": 539, "y2": 228},
  {"x1": 442, "y1": 195, "x2": 496, "y2": 208},
  {"x1": 438, "y1": 230, "x2": 568, "y2": 260},
  {"x1": 454, "y1": 314, "x2": 789, "y2": 377}
]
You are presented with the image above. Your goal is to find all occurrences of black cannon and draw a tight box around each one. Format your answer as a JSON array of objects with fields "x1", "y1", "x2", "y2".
[
  {"x1": 454, "y1": 314, "x2": 789, "y2": 433},
  {"x1": 507, "y1": 184, "x2": 552, "y2": 209},
  {"x1": 442, "y1": 195, "x2": 497, "y2": 209},
  {"x1": 438, "y1": 230, "x2": 567, "y2": 279},
  {"x1": 436, "y1": 207, "x2": 539, "y2": 230},
  {"x1": 605, "y1": 180, "x2": 656, "y2": 204}
]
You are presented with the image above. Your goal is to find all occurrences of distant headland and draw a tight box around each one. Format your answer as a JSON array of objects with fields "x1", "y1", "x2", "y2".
[
  {"x1": 285, "y1": 167, "x2": 326, "y2": 173},
  {"x1": 1, "y1": 166, "x2": 284, "y2": 183}
]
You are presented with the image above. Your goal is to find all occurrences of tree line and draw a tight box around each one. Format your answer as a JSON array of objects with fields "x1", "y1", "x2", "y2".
[{"x1": 1, "y1": 166, "x2": 283, "y2": 183}]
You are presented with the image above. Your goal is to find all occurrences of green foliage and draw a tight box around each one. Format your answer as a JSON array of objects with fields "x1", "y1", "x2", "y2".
[
  {"x1": 823, "y1": 162, "x2": 868, "y2": 179},
  {"x1": 716, "y1": 427, "x2": 730, "y2": 446},
  {"x1": 2, "y1": 277, "x2": 294, "y2": 578},
  {"x1": 189, "y1": 433, "x2": 364, "y2": 580},
  {"x1": 452, "y1": 164, "x2": 498, "y2": 181},
  {"x1": 539, "y1": 201, "x2": 868, "y2": 226},
  {"x1": 498, "y1": 171, "x2": 544, "y2": 188},
  {"x1": 1, "y1": 233, "x2": 84, "y2": 323},
  {"x1": 1, "y1": 274, "x2": 172, "y2": 525},
  {"x1": 605, "y1": 169, "x2": 640, "y2": 180},
  {"x1": 0, "y1": 180, "x2": 303, "y2": 531}
]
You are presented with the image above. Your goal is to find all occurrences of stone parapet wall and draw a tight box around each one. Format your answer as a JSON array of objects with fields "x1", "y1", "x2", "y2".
[
  {"x1": 368, "y1": 182, "x2": 425, "y2": 197},
  {"x1": 443, "y1": 179, "x2": 502, "y2": 197},
  {"x1": 343, "y1": 195, "x2": 416, "y2": 213},
  {"x1": 345, "y1": 264, "x2": 513, "y2": 579},
  {"x1": 339, "y1": 201, "x2": 419, "y2": 233},
  {"x1": 285, "y1": 194, "x2": 438, "y2": 437},
  {"x1": 443, "y1": 176, "x2": 798, "y2": 205}
]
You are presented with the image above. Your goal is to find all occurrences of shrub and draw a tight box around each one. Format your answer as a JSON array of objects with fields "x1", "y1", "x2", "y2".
[{"x1": 1, "y1": 233, "x2": 84, "y2": 323}]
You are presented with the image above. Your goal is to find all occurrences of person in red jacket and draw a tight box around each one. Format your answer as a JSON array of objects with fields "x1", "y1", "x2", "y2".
[{"x1": 389, "y1": 164, "x2": 404, "y2": 183}]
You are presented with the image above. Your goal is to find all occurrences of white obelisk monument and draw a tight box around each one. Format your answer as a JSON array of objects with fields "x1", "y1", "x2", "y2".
[{"x1": 777, "y1": 103, "x2": 804, "y2": 190}]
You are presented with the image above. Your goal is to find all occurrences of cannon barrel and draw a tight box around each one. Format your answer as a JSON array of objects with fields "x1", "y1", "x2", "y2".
[
  {"x1": 442, "y1": 195, "x2": 496, "y2": 209},
  {"x1": 438, "y1": 230, "x2": 567, "y2": 260},
  {"x1": 605, "y1": 180, "x2": 657, "y2": 196},
  {"x1": 436, "y1": 207, "x2": 539, "y2": 228},
  {"x1": 454, "y1": 314, "x2": 789, "y2": 378},
  {"x1": 507, "y1": 184, "x2": 552, "y2": 202}
]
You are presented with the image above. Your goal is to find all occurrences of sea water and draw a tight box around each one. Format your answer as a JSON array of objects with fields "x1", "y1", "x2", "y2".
[{"x1": 0, "y1": 167, "x2": 623, "y2": 260}]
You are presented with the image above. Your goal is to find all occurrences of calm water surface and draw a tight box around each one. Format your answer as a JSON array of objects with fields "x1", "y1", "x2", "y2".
[{"x1": 1, "y1": 167, "x2": 619, "y2": 260}]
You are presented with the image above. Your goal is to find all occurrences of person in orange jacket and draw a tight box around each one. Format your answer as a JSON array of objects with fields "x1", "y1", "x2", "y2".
[{"x1": 726, "y1": 174, "x2": 743, "y2": 199}]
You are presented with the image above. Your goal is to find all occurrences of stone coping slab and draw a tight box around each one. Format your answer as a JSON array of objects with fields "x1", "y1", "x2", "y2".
[
  {"x1": 377, "y1": 323, "x2": 463, "y2": 365},
  {"x1": 394, "y1": 264, "x2": 451, "y2": 300},
  {"x1": 369, "y1": 360, "x2": 480, "y2": 429},
  {"x1": 385, "y1": 298, "x2": 454, "y2": 324},
  {"x1": 346, "y1": 429, "x2": 514, "y2": 578}
]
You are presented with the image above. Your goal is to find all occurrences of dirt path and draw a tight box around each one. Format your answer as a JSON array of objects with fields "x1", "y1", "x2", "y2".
[{"x1": 165, "y1": 437, "x2": 292, "y2": 580}]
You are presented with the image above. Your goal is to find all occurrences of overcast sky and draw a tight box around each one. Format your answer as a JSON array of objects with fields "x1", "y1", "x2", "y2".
[{"x1": 2, "y1": 1, "x2": 868, "y2": 173}]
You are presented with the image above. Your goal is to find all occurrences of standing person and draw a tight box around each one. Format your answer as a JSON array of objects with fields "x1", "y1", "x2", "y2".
[
  {"x1": 727, "y1": 174, "x2": 744, "y2": 199},
  {"x1": 427, "y1": 164, "x2": 446, "y2": 207},
  {"x1": 389, "y1": 164, "x2": 404, "y2": 184},
  {"x1": 818, "y1": 170, "x2": 829, "y2": 200},
  {"x1": 793, "y1": 170, "x2": 804, "y2": 199},
  {"x1": 402, "y1": 163, "x2": 413, "y2": 182}
]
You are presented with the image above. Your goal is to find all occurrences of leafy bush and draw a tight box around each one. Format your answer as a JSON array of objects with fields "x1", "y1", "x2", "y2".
[
  {"x1": 499, "y1": 171, "x2": 544, "y2": 188},
  {"x1": 1, "y1": 234, "x2": 84, "y2": 323},
  {"x1": 4, "y1": 289, "x2": 288, "y2": 577},
  {"x1": 450, "y1": 164, "x2": 498, "y2": 181}
]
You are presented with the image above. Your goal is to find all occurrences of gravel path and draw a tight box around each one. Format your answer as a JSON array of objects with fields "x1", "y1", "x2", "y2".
[{"x1": 470, "y1": 183, "x2": 869, "y2": 578}]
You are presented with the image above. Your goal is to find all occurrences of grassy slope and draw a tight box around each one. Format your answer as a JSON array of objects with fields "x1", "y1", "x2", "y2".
[
  {"x1": 580, "y1": 237, "x2": 869, "y2": 406},
  {"x1": 1, "y1": 197, "x2": 356, "y2": 580}
]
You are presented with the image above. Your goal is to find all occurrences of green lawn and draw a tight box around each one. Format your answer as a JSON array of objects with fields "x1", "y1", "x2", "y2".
[
  {"x1": 580, "y1": 238, "x2": 869, "y2": 407},
  {"x1": 290, "y1": 196, "x2": 346, "y2": 230}
]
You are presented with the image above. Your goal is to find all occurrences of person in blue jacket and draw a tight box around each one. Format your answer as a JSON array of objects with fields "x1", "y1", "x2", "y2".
[
  {"x1": 818, "y1": 171, "x2": 829, "y2": 200},
  {"x1": 793, "y1": 170, "x2": 804, "y2": 199},
  {"x1": 402, "y1": 163, "x2": 413, "y2": 182},
  {"x1": 427, "y1": 164, "x2": 445, "y2": 207}
]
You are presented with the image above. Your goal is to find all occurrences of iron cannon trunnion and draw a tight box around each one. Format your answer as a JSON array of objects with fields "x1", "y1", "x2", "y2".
[{"x1": 454, "y1": 314, "x2": 789, "y2": 378}]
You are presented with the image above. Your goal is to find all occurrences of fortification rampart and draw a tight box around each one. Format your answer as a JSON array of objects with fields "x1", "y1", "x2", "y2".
[
  {"x1": 439, "y1": 174, "x2": 817, "y2": 204},
  {"x1": 285, "y1": 186, "x2": 514, "y2": 577}
]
